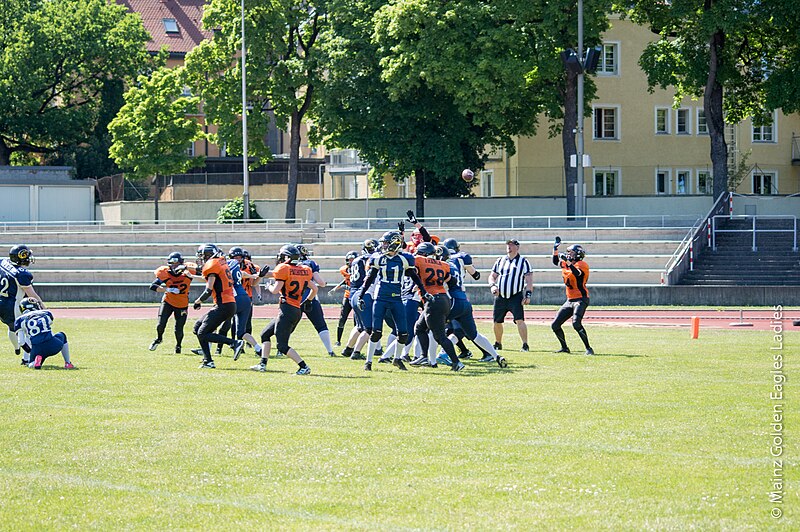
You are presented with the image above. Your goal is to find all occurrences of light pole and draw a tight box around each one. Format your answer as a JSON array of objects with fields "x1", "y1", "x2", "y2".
[
  {"x1": 318, "y1": 163, "x2": 324, "y2": 224},
  {"x1": 240, "y1": 0, "x2": 250, "y2": 221},
  {"x1": 576, "y1": 0, "x2": 585, "y2": 217}
]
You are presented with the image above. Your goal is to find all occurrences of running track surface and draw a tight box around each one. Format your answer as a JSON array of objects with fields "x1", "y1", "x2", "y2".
[{"x1": 51, "y1": 307, "x2": 798, "y2": 331}]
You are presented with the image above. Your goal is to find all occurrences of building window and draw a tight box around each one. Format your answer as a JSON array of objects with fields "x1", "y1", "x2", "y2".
[
  {"x1": 697, "y1": 170, "x2": 712, "y2": 195},
  {"x1": 598, "y1": 43, "x2": 618, "y2": 75},
  {"x1": 480, "y1": 170, "x2": 494, "y2": 197},
  {"x1": 594, "y1": 170, "x2": 617, "y2": 196},
  {"x1": 181, "y1": 86, "x2": 192, "y2": 97},
  {"x1": 397, "y1": 178, "x2": 408, "y2": 198},
  {"x1": 655, "y1": 169, "x2": 671, "y2": 195},
  {"x1": 676, "y1": 108, "x2": 691, "y2": 134},
  {"x1": 655, "y1": 108, "x2": 670, "y2": 134},
  {"x1": 593, "y1": 107, "x2": 618, "y2": 140},
  {"x1": 676, "y1": 170, "x2": 691, "y2": 194},
  {"x1": 752, "y1": 115, "x2": 775, "y2": 142},
  {"x1": 697, "y1": 109, "x2": 708, "y2": 135},
  {"x1": 185, "y1": 142, "x2": 195, "y2": 157},
  {"x1": 163, "y1": 18, "x2": 179, "y2": 34},
  {"x1": 752, "y1": 172, "x2": 777, "y2": 195}
]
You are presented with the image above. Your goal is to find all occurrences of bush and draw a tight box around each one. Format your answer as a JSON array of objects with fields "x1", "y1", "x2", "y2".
[{"x1": 216, "y1": 197, "x2": 262, "y2": 223}]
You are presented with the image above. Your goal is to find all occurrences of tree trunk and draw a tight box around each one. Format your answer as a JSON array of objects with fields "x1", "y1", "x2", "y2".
[
  {"x1": 0, "y1": 139, "x2": 11, "y2": 166},
  {"x1": 153, "y1": 173, "x2": 159, "y2": 224},
  {"x1": 705, "y1": 29, "x2": 728, "y2": 200},
  {"x1": 285, "y1": 110, "x2": 301, "y2": 223},
  {"x1": 561, "y1": 72, "x2": 578, "y2": 217},
  {"x1": 414, "y1": 168, "x2": 425, "y2": 220}
]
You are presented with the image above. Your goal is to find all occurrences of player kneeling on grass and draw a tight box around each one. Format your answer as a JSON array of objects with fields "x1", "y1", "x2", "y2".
[
  {"x1": 551, "y1": 238, "x2": 594, "y2": 356},
  {"x1": 251, "y1": 245, "x2": 316, "y2": 375},
  {"x1": 15, "y1": 298, "x2": 74, "y2": 369}
]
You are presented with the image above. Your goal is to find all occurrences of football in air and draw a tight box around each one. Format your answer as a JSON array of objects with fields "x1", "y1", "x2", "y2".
[{"x1": 461, "y1": 169, "x2": 475, "y2": 182}]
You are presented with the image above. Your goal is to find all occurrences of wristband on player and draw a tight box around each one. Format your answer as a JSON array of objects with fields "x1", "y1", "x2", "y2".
[
  {"x1": 471, "y1": 270, "x2": 481, "y2": 280},
  {"x1": 525, "y1": 290, "x2": 532, "y2": 299}
]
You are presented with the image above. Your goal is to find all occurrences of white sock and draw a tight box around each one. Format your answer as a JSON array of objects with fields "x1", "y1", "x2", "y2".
[
  {"x1": 428, "y1": 331, "x2": 437, "y2": 363},
  {"x1": 384, "y1": 339, "x2": 398, "y2": 360},
  {"x1": 402, "y1": 340, "x2": 414, "y2": 358},
  {"x1": 414, "y1": 339, "x2": 422, "y2": 358},
  {"x1": 318, "y1": 330, "x2": 334, "y2": 353},
  {"x1": 61, "y1": 342, "x2": 71, "y2": 364},
  {"x1": 366, "y1": 340, "x2": 379, "y2": 363},
  {"x1": 473, "y1": 333, "x2": 498, "y2": 359},
  {"x1": 386, "y1": 333, "x2": 396, "y2": 351},
  {"x1": 8, "y1": 329, "x2": 19, "y2": 350}
]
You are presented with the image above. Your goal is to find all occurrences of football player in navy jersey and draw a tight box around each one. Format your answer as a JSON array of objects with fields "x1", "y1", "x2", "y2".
[
  {"x1": 14, "y1": 298, "x2": 74, "y2": 369},
  {"x1": 341, "y1": 239, "x2": 378, "y2": 360},
  {"x1": 296, "y1": 244, "x2": 336, "y2": 356},
  {"x1": 1, "y1": 245, "x2": 45, "y2": 361},
  {"x1": 439, "y1": 245, "x2": 508, "y2": 368},
  {"x1": 223, "y1": 247, "x2": 270, "y2": 359},
  {"x1": 356, "y1": 231, "x2": 431, "y2": 371}
]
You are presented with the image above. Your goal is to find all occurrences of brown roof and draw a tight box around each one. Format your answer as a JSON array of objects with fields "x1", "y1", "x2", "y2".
[{"x1": 118, "y1": 0, "x2": 212, "y2": 56}]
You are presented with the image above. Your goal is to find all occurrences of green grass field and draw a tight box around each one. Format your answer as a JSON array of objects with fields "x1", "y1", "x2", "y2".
[{"x1": 0, "y1": 317, "x2": 795, "y2": 529}]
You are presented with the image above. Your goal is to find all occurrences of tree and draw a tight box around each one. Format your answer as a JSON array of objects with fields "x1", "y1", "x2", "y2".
[
  {"x1": 314, "y1": 0, "x2": 500, "y2": 217},
  {"x1": 625, "y1": 0, "x2": 797, "y2": 200},
  {"x1": 0, "y1": 0, "x2": 151, "y2": 165},
  {"x1": 108, "y1": 67, "x2": 206, "y2": 221},
  {"x1": 370, "y1": 0, "x2": 612, "y2": 216},
  {"x1": 184, "y1": 0, "x2": 327, "y2": 222}
]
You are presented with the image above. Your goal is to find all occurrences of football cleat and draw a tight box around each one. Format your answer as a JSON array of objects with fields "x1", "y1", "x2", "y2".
[
  {"x1": 191, "y1": 348, "x2": 204, "y2": 356},
  {"x1": 585, "y1": 348, "x2": 595, "y2": 356},
  {"x1": 479, "y1": 354, "x2": 494, "y2": 363},
  {"x1": 335, "y1": 341, "x2": 341, "y2": 347},
  {"x1": 32, "y1": 355, "x2": 43, "y2": 370},
  {"x1": 296, "y1": 366, "x2": 311, "y2": 375},
  {"x1": 214, "y1": 345, "x2": 223, "y2": 355},
  {"x1": 64, "y1": 362, "x2": 76, "y2": 369},
  {"x1": 377, "y1": 357, "x2": 392, "y2": 364},
  {"x1": 493, "y1": 342, "x2": 503, "y2": 351},
  {"x1": 521, "y1": 343, "x2": 529, "y2": 352},
  {"x1": 451, "y1": 361, "x2": 465, "y2": 372},
  {"x1": 20, "y1": 358, "x2": 29, "y2": 366},
  {"x1": 496, "y1": 356, "x2": 508, "y2": 368},
  {"x1": 459, "y1": 350, "x2": 473, "y2": 360},
  {"x1": 392, "y1": 359, "x2": 408, "y2": 371},
  {"x1": 363, "y1": 362, "x2": 372, "y2": 371},
  {"x1": 400, "y1": 354, "x2": 412, "y2": 363},
  {"x1": 232, "y1": 340, "x2": 245, "y2": 361},
  {"x1": 149, "y1": 339, "x2": 161, "y2": 351},
  {"x1": 14, "y1": 348, "x2": 20, "y2": 356},
  {"x1": 175, "y1": 346, "x2": 182, "y2": 354},
  {"x1": 555, "y1": 347, "x2": 571, "y2": 354},
  {"x1": 410, "y1": 356, "x2": 427, "y2": 366},
  {"x1": 199, "y1": 360, "x2": 216, "y2": 369},
  {"x1": 251, "y1": 363, "x2": 267, "y2": 372},
  {"x1": 374, "y1": 348, "x2": 384, "y2": 359},
  {"x1": 350, "y1": 351, "x2": 365, "y2": 360},
  {"x1": 436, "y1": 353, "x2": 452, "y2": 367},
  {"x1": 328, "y1": 351, "x2": 336, "y2": 357}
]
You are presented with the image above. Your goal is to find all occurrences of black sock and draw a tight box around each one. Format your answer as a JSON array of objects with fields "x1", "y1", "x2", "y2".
[
  {"x1": 260, "y1": 357, "x2": 267, "y2": 365},
  {"x1": 298, "y1": 360, "x2": 308, "y2": 369},
  {"x1": 337, "y1": 327, "x2": 344, "y2": 343}
]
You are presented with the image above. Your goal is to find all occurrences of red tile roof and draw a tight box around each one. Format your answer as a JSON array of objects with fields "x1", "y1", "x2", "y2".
[{"x1": 118, "y1": 0, "x2": 212, "y2": 56}]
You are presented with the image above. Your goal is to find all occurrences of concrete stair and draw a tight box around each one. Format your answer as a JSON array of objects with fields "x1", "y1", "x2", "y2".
[{"x1": 680, "y1": 218, "x2": 800, "y2": 286}]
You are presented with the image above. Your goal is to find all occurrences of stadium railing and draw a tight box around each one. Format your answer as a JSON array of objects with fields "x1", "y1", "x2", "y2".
[
  {"x1": 711, "y1": 215, "x2": 798, "y2": 252},
  {"x1": 663, "y1": 192, "x2": 730, "y2": 285},
  {"x1": 0, "y1": 218, "x2": 307, "y2": 233},
  {"x1": 330, "y1": 214, "x2": 700, "y2": 230}
]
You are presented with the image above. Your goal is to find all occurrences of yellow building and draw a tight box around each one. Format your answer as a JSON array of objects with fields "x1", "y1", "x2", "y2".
[{"x1": 384, "y1": 17, "x2": 800, "y2": 199}]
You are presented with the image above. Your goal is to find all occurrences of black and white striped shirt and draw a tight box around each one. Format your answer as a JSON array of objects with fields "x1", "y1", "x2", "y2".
[{"x1": 491, "y1": 254, "x2": 532, "y2": 298}]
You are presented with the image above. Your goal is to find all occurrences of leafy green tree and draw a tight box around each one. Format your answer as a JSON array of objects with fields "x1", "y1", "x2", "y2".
[
  {"x1": 108, "y1": 67, "x2": 206, "y2": 221},
  {"x1": 625, "y1": 0, "x2": 798, "y2": 200},
  {"x1": 216, "y1": 197, "x2": 262, "y2": 223},
  {"x1": 184, "y1": 0, "x2": 327, "y2": 222},
  {"x1": 0, "y1": 0, "x2": 151, "y2": 165}
]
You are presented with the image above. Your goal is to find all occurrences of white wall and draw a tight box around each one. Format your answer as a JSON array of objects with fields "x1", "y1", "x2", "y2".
[
  {"x1": 0, "y1": 186, "x2": 31, "y2": 222},
  {"x1": 38, "y1": 186, "x2": 95, "y2": 221}
]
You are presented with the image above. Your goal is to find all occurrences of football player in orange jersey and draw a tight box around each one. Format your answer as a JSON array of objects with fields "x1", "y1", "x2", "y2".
[
  {"x1": 551, "y1": 240, "x2": 594, "y2": 355},
  {"x1": 251, "y1": 245, "x2": 317, "y2": 375},
  {"x1": 329, "y1": 251, "x2": 358, "y2": 346},
  {"x1": 412, "y1": 243, "x2": 464, "y2": 371},
  {"x1": 192, "y1": 244, "x2": 245, "y2": 369},
  {"x1": 148, "y1": 252, "x2": 195, "y2": 354}
]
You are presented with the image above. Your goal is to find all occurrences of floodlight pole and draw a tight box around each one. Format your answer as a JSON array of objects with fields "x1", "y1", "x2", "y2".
[
  {"x1": 576, "y1": 0, "x2": 585, "y2": 217},
  {"x1": 241, "y1": 0, "x2": 250, "y2": 221}
]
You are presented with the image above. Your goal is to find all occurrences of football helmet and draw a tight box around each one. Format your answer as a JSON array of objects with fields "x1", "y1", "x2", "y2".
[
  {"x1": 9, "y1": 244, "x2": 33, "y2": 266},
  {"x1": 362, "y1": 239, "x2": 379, "y2": 255},
  {"x1": 345, "y1": 251, "x2": 358, "y2": 264},
  {"x1": 228, "y1": 246, "x2": 244, "y2": 259},
  {"x1": 196, "y1": 243, "x2": 221, "y2": 263},
  {"x1": 415, "y1": 242, "x2": 436, "y2": 257},
  {"x1": 297, "y1": 244, "x2": 312, "y2": 259},
  {"x1": 442, "y1": 238, "x2": 460, "y2": 253},
  {"x1": 566, "y1": 244, "x2": 586, "y2": 261},
  {"x1": 167, "y1": 252, "x2": 184, "y2": 266},
  {"x1": 435, "y1": 245, "x2": 450, "y2": 261},
  {"x1": 242, "y1": 249, "x2": 252, "y2": 260},
  {"x1": 277, "y1": 244, "x2": 301, "y2": 265},
  {"x1": 381, "y1": 232, "x2": 404, "y2": 254},
  {"x1": 19, "y1": 297, "x2": 41, "y2": 314}
]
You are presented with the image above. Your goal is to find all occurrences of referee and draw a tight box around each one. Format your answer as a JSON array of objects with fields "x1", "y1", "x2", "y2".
[{"x1": 487, "y1": 239, "x2": 532, "y2": 353}]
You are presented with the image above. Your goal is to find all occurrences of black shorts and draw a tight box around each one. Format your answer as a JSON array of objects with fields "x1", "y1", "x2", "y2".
[
  {"x1": 196, "y1": 302, "x2": 237, "y2": 338},
  {"x1": 493, "y1": 292, "x2": 525, "y2": 323},
  {"x1": 261, "y1": 302, "x2": 302, "y2": 353}
]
